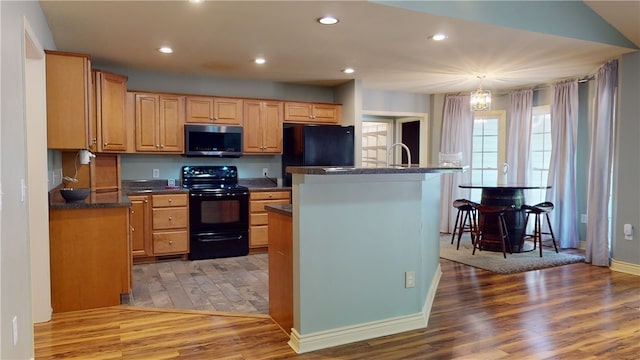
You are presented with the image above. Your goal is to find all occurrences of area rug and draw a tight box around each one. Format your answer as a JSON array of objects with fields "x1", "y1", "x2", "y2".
[{"x1": 439, "y1": 235, "x2": 585, "y2": 274}]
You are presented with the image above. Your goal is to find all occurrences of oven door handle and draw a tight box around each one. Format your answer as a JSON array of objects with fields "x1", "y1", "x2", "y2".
[{"x1": 194, "y1": 233, "x2": 244, "y2": 242}]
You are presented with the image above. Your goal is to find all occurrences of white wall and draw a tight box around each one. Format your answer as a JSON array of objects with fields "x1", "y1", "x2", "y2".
[{"x1": 1, "y1": 1, "x2": 55, "y2": 358}]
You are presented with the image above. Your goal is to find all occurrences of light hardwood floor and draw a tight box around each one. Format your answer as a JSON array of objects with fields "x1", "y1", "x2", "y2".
[{"x1": 35, "y1": 259, "x2": 639, "y2": 359}]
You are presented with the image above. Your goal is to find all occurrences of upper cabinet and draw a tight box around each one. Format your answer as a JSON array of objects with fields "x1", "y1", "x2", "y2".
[
  {"x1": 284, "y1": 102, "x2": 342, "y2": 124},
  {"x1": 134, "y1": 92, "x2": 185, "y2": 153},
  {"x1": 185, "y1": 96, "x2": 243, "y2": 125},
  {"x1": 44, "y1": 51, "x2": 129, "y2": 152},
  {"x1": 45, "y1": 51, "x2": 93, "y2": 150},
  {"x1": 94, "y1": 70, "x2": 128, "y2": 152},
  {"x1": 243, "y1": 100, "x2": 283, "y2": 154}
]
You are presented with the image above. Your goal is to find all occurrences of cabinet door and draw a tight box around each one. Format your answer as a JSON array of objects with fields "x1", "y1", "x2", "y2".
[
  {"x1": 96, "y1": 71, "x2": 128, "y2": 152},
  {"x1": 213, "y1": 97, "x2": 243, "y2": 125},
  {"x1": 158, "y1": 95, "x2": 185, "y2": 152},
  {"x1": 129, "y1": 195, "x2": 152, "y2": 258},
  {"x1": 312, "y1": 104, "x2": 341, "y2": 124},
  {"x1": 243, "y1": 100, "x2": 263, "y2": 153},
  {"x1": 45, "y1": 51, "x2": 91, "y2": 150},
  {"x1": 284, "y1": 102, "x2": 312, "y2": 122},
  {"x1": 261, "y1": 101, "x2": 283, "y2": 153},
  {"x1": 243, "y1": 100, "x2": 283, "y2": 154},
  {"x1": 185, "y1": 96, "x2": 214, "y2": 123},
  {"x1": 135, "y1": 93, "x2": 160, "y2": 151}
]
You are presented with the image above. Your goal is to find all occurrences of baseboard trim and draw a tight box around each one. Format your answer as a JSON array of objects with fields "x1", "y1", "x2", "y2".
[
  {"x1": 288, "y1": 264, "x2": 442, "y2": 354},
  {"x1": 610, "y1": 259, "x2": 640, "y2": 276}
]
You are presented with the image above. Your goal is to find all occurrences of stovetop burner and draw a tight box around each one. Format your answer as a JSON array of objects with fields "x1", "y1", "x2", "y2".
[{"x1": 181, "y1": 166, "x2": 247, "y2": 193}]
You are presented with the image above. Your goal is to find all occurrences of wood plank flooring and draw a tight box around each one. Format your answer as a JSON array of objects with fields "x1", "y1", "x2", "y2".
[{"x1": 35, "y1": 259, "x2": 640, "y2": 359}]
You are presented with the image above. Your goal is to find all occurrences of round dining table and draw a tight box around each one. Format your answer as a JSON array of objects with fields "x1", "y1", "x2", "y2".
[{"x1": 458, "y1": 183, "x2": 551, "y2": 253}]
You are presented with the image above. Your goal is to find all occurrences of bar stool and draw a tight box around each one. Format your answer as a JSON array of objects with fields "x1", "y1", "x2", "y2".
[
  {"x1": 450, "y1": 199, "x2": 478, "y2": 250},
  {"x1": 472, "y1": 205, "x2": 513, "y2": 259},
  {"x1": 520, "y1": 202, "x2": 558, "y2": 257}
]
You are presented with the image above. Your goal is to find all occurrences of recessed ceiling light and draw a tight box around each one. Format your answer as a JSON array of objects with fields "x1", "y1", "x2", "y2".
[
  {"x1": 430, "y1": 34, "x2": 447, "y2": 41},
  {"x1": 189, "y1": 0, "x2": 204, "y2": 3},
  {"x1": 158, "y1": 46, "x2": 173, "y2": 54},
  {"x1": 254, "y1": 57, "x2": 266, "y2": 65},
  {"x1": 342, "y1": 68, "x2": 355, "y2": 74},
  {"x1": 318, "y1": 16, "x2": 339, "y2": 25}
]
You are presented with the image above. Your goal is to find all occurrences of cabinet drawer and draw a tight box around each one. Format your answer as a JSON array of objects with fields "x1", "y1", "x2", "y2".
[
  {"x1": 250, "y1": 199, "x2": 290, "y2": 213},
  {"x1": 152, "y1": 207, "x2": 188, "y2": 229},
  {"x1": 250, "y1": 191, "x2": 290, "y2": 201},
  {"x1": 152, "y1": 193, "x2": 188, "y2": 207},
  {"x1": 153, "y1": 230, "x2": 189, "y2": 255},
  {"x1": 251, "y1": 212, "x2": 268, "y2": 226},
  {"x1": 250, "y1": 225, "x2": 269, "y2": 247}
]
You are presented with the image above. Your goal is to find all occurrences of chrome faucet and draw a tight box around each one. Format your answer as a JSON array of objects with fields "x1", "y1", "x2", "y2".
[{"x1": 386, "y1": 143, "x2": 412, "y2": 168}]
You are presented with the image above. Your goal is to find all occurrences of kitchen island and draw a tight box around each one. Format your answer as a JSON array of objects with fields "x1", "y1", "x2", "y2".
[{"x1": 283, "y1": 165, "x2": 464, "y2": 353}]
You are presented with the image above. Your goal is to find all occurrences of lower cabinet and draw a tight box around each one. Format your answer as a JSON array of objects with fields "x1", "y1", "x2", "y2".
[
  {"x1": 249, "y1": 190, "x2": 291, "y2": 251},
  {"x1": 130, "y1": 192, "x2": 189, "y2": 263},
  {"x1": 129, "y1": 195, "x2": 152, "y2": 259},
  {"x1": 49, "y1": 206, "x2": 131, "y2": 312},
  {"x1": 151, "y1": 193, "x2": 189, "y2": 256}
]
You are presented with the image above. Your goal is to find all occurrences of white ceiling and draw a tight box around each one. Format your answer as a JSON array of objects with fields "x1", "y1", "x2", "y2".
[{"x1": 39, "y1": 0, "x2": 640, "y2": 94}]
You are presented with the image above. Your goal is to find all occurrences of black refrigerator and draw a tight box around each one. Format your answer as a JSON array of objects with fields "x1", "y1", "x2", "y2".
[{"x1": 282, "y1": 125, "x2": 355, "y2": 186}]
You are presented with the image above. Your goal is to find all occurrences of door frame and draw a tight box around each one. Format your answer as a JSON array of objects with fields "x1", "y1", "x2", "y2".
[{"x1": 361, "y1": 111, "x2": 429, "y2": 167}]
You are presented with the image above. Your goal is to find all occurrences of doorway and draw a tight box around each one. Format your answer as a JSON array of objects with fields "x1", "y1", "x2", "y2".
[{"x1": 361, "y1": 111, "x2": 429, "y2": 167}]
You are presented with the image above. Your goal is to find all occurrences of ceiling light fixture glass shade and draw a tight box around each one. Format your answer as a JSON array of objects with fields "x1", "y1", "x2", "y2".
[{"x1": 470, "y1": 76, "x2": 491, "y2": 111}]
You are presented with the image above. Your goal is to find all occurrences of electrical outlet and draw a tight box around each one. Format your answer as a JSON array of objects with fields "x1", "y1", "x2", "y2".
[
  {"x1": 152, "y1": 169, "x2": 160, "y2": 179},
  {"x1": 405, "y1": 271, "x2": 415, "y2": 288},
  {"x1": 262, "y1": 168, "x2": 269, "y2": 177},
  {"x1": 12, "y1": 315, "x2": 18, "y2": 346},
  {"x1": 581, "y1": 214, "x2": 588, "y2": 223}
]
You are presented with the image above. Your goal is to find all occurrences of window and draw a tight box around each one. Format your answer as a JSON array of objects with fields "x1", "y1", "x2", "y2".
[
  {"x1": 470, "y1": 111, "x2": 506, "y2": 202},
  {"x1": 527, "y1": 105, "x2": 552, "y2": 205}
]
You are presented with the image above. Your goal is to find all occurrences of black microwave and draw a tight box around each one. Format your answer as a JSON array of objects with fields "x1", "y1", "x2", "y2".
[{"x1": 184, "y1": 124, "x2": 243, "y2": 157}]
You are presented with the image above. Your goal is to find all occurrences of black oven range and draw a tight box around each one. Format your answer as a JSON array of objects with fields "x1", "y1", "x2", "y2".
[{"x1": 182, "y1": 165, "x2": 249, "y2": 260}]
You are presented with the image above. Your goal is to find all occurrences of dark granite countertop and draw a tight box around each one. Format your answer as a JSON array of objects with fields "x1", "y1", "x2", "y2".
[
  {"x1": 122, "y1": 178, "x2": 290, "y2": 193},
  {"x1": 239, "y1": 178, "x2": 291, "y2": 191},
  {"x1": 286, "y1": 165, "x2": 467, "y2": 175},
  {"x1": 49, "y1": 189, "x2": 131, "y2": 210},
  {"x1": 265, "y1": 204, "x2": 292, "y2": 217},
  {"x1": 121, "y1": 180, "x2": 189, "y2": 195}
]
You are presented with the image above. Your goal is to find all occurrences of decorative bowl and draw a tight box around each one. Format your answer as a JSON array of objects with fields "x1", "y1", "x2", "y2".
[{"x1": 60, "y1": 188, "x2": 90, "y2": 203}]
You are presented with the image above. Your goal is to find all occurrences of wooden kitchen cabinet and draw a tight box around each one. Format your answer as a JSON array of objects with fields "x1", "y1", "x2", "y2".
[
  {"x1": 243, "y1": 100, "x2": 283, "y2": 154},
  {"x1": 90, "y1": 153, "x2": 121, "y2": 191},
  {"x1": 94, "y1": 70, "x2": 128, "y2": 152},
  {"x1": 284, "y1": 101, "x2": 342, "y2": 124},
  {"x1": 49, "y1": 206, "x2": 131, "y2": 312},
  {"x1": 267, "y1": 209, "x2": 293, "y2": 334},
  {"x1": 185, "y1": 96, "x2": 243, "y2": 125},
  {"x1": 151, "y1": 193, "x2": 189, "y2": 257},
  {"x1": 134, "y1": 92, "x2": 185, "y2": 152},
  {"x1": 45, "y1": 51, "x2": 94, "y2": 150},
  {"x1": 61, "y1": 152, "x2": 121, "y2": 192},
  {"x1": 249, "y1": 190, "x2": 291, "y2": 251},
  {"x1": 129, "y1": 195, "x2": 152, "y2": 260}
]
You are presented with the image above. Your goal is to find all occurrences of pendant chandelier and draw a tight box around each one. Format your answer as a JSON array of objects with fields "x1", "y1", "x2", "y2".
[{"x1": 470, "y1": 75, "x2": 491, "y2": 111}]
